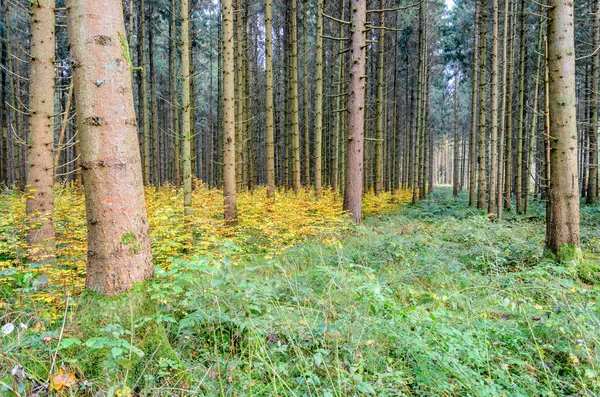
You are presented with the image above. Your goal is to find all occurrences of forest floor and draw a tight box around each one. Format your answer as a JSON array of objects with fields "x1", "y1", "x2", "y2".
[{"x1": 1, "y1": 185, "x2": 599, "y2": 396}]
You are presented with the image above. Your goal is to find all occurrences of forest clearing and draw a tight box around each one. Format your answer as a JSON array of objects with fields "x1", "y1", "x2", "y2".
[{"x1": 0, "y1": 0, "x2": 599, "y2": 394}]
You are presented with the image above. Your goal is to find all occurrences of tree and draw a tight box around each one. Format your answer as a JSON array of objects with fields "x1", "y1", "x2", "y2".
[
  {"x1": 265, "y1": 0, "x2": 275, "y2": 198},
  {"x1": 314, "y1": 0, "x2": 324, "y2": 195},
  {"x1": 546, "y1": 0, "x2": 580, "y2": 261},
  {"x1": 182, "y1": 0, "x2": 192, "y2": 216},
  {"x1": 375, "y1": 0, "x2": 386, "y2": 196},
  {"x1": 223, "y1": 0, "x2": 238, "y2": 225},
  {"x1": 468, "y1": 0, "x2": 479, "y2": 207},
  {"x1": 476, "y1": 0, "x2": 487, "y2": 210},
  {"x1": 26, "y1": 0, "x2": 56, "y2": 262},
  {"x1": 587, "y1": 2, "x2": 599, "y2": 205},
  {"x1": 487, "y1": 0, "x2": 499, "y2": 215},
  {"x1": 344, "y1": 0, "x2": 367, "y2": 224}
]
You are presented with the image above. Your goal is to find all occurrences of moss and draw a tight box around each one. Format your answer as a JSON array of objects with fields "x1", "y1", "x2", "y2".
[
  {"x1": 545, "y1": 243, "x2": 583, "y2": 265},
  {"x1": 578, "y1": 254, "x2": 600, "y2": 284},
  {"x1": 70, "y1": 282, "x2": 186, "y2": 389}
]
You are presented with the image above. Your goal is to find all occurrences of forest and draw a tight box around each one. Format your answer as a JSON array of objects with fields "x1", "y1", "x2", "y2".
[{"x1": 0, "y1": 0, "x2": 599, "y2": 394}]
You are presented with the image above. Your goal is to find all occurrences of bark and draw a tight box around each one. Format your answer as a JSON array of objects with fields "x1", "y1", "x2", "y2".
[
  {"x1": 140, "y1": 0, "x2": 150, "y2": 185},
  {"x1": 66, "y1": 0, "x2": 153, "y2": 294},
  {"x1": 290, "y1": 0, "x2": 301, "y2": 193},
  {"x1": 375, "y1": 0, "x2": 386, "y2": 196},
  {"x1": 26, "y1": 0, "x2": 56, "y2": 262},
  {"x1": 477, "y1": 0, "x2": 487, "y2": 210},
  {"x1": 587, "y1": 3, "x2": 599, "y2": 204},
  {"x1": 546, "y1": 0, "x2": 581, "y2": 261},
  {"x1": 488, "y1": 0, "x2": 499, "y2": 215},
  {"x1": 223, "y1": 0, "x2": 238, "y2": 224},
  {"x1": 469, "y1": 0, "x2": 480, "y2": 207},
  {"x1": 265, "y1": 0, "x2": 275, "y2": 198},
  {"x1": 515, "y1": 0, "x2": 526, "y2": 213},
  {"x1": 182, "y1": 0, "x2": 192, "y2": 216},
  {"x1": 504, "y1": 0, "x2": 516, "y2": 210},
  {"x1": 314, "y1": 0, "x2": 324, "y2": 195},
  {"x1": 453, "y1": 69, "x2": 460, "y2": 197},
  {"x1": 303, "y1": 1, "x2": 310, "y2": 189},
  {"x1": 497, "y1": 0, "x2": 510, "y2": 219},
  {"x1": 344, "y1": 0, "x2": 367, "y2": 224}
]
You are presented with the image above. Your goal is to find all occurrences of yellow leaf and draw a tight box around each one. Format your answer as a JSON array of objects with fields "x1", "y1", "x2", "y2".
[{"x1": 50, "y1": 368, "x2": 77, "y2": 391}]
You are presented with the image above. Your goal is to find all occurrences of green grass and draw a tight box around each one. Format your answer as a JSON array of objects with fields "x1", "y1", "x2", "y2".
[{"x1": 2, "y1": 187, "x2": 599, "y2": 396}]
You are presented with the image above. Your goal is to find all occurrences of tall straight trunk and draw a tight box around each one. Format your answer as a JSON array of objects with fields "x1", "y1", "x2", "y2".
[
  {"x1": 290, "y1": 0, "x2": 301, "y2": 193},
  {"x1": 223, "y1": 0, "x2": 238, "y2": 224},
  {"x1": 413, "y1": 1, "x2": 425, "y2": 203},
  {"x1": 546, "y1": 0, "x2": 580, "y2": 261},
  {"x1": 374, "y1": 0, "x2": 386, "y2": 196},
  {"x1": 488, "y1": 0, "x2": 499, "y2": 214},
  {"x1": 525, "y1": 12, "x2": 544, "y2": 214},
  {"x1": 66, "y1": 0, "x2": 153, "y2": 294},
  {"x1": 469, "y1": 0, "x2": 480, "y2": 206},
  {"x1": 235, "y1": 1, "x2": 244, "y2": 189},
  {"x1": 303, "y1": 1, "x2": 310, "y2": 189},
  {"x1": 140, "y1": 0, "x2": 150, "y2": 185},
  {"x1": 171, "y1": 0, "x2": 181, "y2": 185},
  {"x1": 265, "y1": 0, "x2": 276, "y2": 198},
  {"x1": 453, "y1": 69, "x2": 460, "y2": 197},
  {"x1": 26, "y1": 0, "x2": 56, "y2": 261},
  {"x1": 504, "y1": 0, "x2": 516, "y2": 210},
  {"x1": 344, "y1": 0, "x2": 367, "y2": 223},
  {"x1": 587, "y1": 2, "x2": 599, "y2": 204},
  {"x1": 477, "y1": 0, "x2": 487, "y2": 210},
  {"x1": 497, "y1": 0, "x2": 510, "y2": 219},
  {"x1": 5, "y1": 3, "x2": 17, "y2": 186},
  {"x1": 515, "y1": 0, "x2": 526, "y2": 213},
  {"x1": 181, "y1": 0, "x2": 192, "y2": 215},
  {"x1": 314, "y1": 0, "x2": 324, "y2": 195},
  {"x1": 149, "y1": 9, "x2": 160, "y2": 186}
]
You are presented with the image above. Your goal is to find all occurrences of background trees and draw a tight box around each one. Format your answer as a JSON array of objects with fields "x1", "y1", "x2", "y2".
[{"x1": 0, "y1": 0, "x2": 597, "y2": 254}]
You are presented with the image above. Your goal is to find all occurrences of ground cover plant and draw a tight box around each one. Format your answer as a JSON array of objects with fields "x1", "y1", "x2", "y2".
[{"x1": 1, "y1": 186, "x2": 598, "y2": 396}]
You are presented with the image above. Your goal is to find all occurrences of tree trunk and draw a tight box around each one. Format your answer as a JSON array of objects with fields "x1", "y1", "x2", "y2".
[
  {"x1": 344, "y1": 0, "x2": 367, "y2": 223},
  {"x1": 290, "y1": 0, "x2": 301, "y2": 193},
  {"x1": 453, "y1": 68, "x2": 460, "y2": 197},
  {"x1": 265, "y1": 0, "x2": 275, "y2": 198},
  {"x1": 497, "y1": 0, "x2": 510, "y2": 219},
  {"x1": 314, "y1": 0, "x2": 324, "y2": 195},
  {"x1": 488, "y1": 0, "x2": 499, "y2": 215},
  {"x1": 375, "y1": 0, "x2": 386, "y2": 196},
  {"x1": 469, "y1": 0, "x2": 479, "y2": 206},
  {"x1": 546, "y1": 0, "x2": 581, "y2": 261},
  {"x1": 515, "y1": 0, "x2": 526, "y2": 213},
  {"x1": 587, "y1": 2, "x2": 599, "y2": 205},
  {"x1": 67, "y1": 0, "x2": 153, "y2": 294},
  {"x1": 223, "y1": 0, "x2": 238, "y2": 225},
  {"x1": 140, "y1": 0, "x2": 150, "y2": 185},
  {"x1": 181, "y1": 0, "x2": 192, "y2": 215},
  {"x1": 26, "y1": 0, "x2": 56, "y2": 262},
  {"x1": 477, "y1": 0, "x2": 487, "y2": 210}
]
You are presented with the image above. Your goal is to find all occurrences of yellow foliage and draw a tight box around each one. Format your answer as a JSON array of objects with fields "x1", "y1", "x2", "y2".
[
  {"x1": 0, "y1": 183, "x2": 412, "y2": 312},
  {"x1": 49, "y1": 368, "x2": 77, "y2": 390}
]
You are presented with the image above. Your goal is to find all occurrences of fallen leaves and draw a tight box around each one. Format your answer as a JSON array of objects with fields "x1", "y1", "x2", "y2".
[{"x1": 49, "y1": 368, "x2": 77, "y2": 391}]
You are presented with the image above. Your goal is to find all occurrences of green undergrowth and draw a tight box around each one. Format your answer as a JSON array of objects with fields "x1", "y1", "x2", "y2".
[{"x1": 1, "y1": 187, "x2": 599, "y2": 396}]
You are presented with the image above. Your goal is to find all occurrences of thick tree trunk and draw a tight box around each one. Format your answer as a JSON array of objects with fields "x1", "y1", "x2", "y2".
[
  {"x1": 546, "y1": 0, "x2": 581, "y2": 261},
  {"x1": 344, "y1": 0, "x2": 366, "y2": 224},
  {"x1": 67, "y1": 0, "x2": 153, "y2": 294},
  {"x1": 26, "y1": 0, "x2": 56, "y2": 262},
  {"x1": 223, "y1": 0, "x2": 238, "y2": 225}
]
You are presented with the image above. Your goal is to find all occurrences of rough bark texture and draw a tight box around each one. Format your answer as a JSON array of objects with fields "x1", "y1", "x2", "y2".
[
  {"x1": 181, "y1": 0, "x2": 192, "y2": 216},
  {"x1": 375, "y1": 0, "x2": 385, "y2": 196},
  {"x1": 343, "y1": 0, "x2": 366, "y2": 224},
  {"x1": 515, "y1": 0, "x2": 526, "y2": 214},
  {"x1": 488, "y1": 0, "x2": 499, "y2": 215},
  {"x1": 26, "y1": 0, "x2": 56, "y2": 262},
  {"x1": 265, "y1": 0, "x2": 275, "y2": 198},
  {"x1": 469, "y1": 0, "x2": 479, "y2": 207},
  {"x1": 223, "y1": 0, "x2": 238, "y2": 224},
  {"x1": 290, "y1": 0, "x2": 301, "y2": 194},
  {"x1": 314, "y1": 0, "x2": 324, "y2": 195},
  {"x1": 67, "y1": 0, "x2": 153, "y2": 295},
  {"x1": 477, "y1": 0, "x2": 487, "y2": 210},
  {"x1": 546, "y1": 0, "x2": 581, "y2": 261},
  {"x1": 587, "y1": 3, "x2": 599, "y2": 205}
]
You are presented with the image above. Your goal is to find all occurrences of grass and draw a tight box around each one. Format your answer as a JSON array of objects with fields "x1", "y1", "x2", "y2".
[{"x1": 1, "y1": 186, "x2": 599, "y2": 396}]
